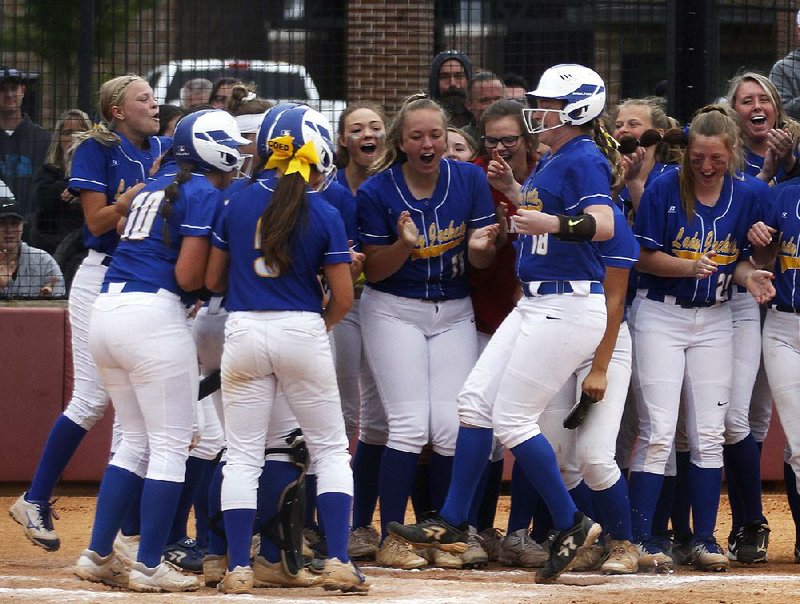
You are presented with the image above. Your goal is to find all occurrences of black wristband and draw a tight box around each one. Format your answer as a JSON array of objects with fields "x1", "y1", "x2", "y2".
[{"x1": 554, "y1": 213, "x2": 597, "y2": 242}]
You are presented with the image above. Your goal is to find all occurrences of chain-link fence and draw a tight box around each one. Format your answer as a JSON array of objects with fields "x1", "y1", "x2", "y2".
[{"x1": 1, "y1": 0, "x2": 798, "y2": 299}]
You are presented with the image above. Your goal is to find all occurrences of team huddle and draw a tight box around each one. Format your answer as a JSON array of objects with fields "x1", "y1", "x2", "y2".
[{"x1": 7, "y1": 59, "x2": 800, "y2": 595}]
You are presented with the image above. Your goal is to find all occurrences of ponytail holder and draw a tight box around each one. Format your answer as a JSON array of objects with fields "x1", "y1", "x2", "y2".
[
  {"x1": 243, "y1": 91, "x2": 257, "y2": 102},
  {"x1": 599, "y1": 126, "x2": 619, "y2": 151},
  {"x1": 264, "y1": 136, "x2": 320, "y2": 183}
]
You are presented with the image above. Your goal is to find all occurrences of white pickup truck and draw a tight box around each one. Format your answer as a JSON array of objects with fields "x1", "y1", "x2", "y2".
[{"x1": 145, "y1": 59, "x2": 346, "y2": 127}]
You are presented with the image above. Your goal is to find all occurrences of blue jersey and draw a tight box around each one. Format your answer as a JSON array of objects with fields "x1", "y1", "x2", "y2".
[
  {"x1": 615, "y1": 162, "x2": 679, "y2": 219},
  {"x1": 104, "y1": 172, "x2": 219, "y2": 296},
  {"x1": 601, "y1": 205, "x2": 640, "y2": 271},
  {"x1": 515, "y1": 135, "x2": 613, "y2": 283},
  {"x1": 763, "y1": 183, "x2": 800, "y2": 309},
  {"x1": 743, "y1": 147, "x2": 798, "y2": 183},
  {"x1": 357, "y1": 159, "x2": 495, "y2": 300},
  {"x1": 69, "y1": 134, "x2": 167, "y2": 255},
  {"x1": 322, "y1": 179, "x2": 358, "y2": 244},
  {"x1": 634, "y1": 170, "x2": 763, "y2": 303},
  {"x1": 212, "y1": 171, "x2": 351, "y2": 313}
]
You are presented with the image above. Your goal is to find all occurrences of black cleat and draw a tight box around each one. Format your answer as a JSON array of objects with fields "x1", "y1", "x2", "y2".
[
  {"x1": 386, "y1": 515, "x2": 468, "y2": 554},
  {"x1": 535, "y1": 512, "x2": 602, "y2": 583},
  {"x1": 728, "y1": 522, "x2": 769, "y2": 564}
]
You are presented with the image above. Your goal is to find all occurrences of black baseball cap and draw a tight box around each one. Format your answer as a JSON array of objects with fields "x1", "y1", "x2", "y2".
[
  {"x1": 0, "y1": 67, "x2": 23, "y2": 84},
  {"x1": 0, "y1": 182, "x2": 22, "y2": 220}
]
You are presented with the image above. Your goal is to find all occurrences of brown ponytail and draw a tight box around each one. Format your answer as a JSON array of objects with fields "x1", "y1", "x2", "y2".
[{"x1": 259, "y1": 172, "x2": 310, "y2": 275}]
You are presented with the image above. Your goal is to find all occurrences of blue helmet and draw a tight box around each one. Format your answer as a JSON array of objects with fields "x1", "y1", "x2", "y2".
[
  {"x1": 256, "y1": 104, "x2": 335, "y2": 178},
  {"x1": 173, "y1": 109, "x2": 250, "y2": 172}
]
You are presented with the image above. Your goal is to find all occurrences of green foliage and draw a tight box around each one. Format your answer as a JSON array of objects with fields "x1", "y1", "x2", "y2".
[{"x1": 1, "y1": 0, "x2": 157, "y2": 74}]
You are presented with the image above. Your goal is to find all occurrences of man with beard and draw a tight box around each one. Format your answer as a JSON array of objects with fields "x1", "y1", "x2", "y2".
[{"x1": 429, "y1": 50, "x2": 474, "y2": 129}]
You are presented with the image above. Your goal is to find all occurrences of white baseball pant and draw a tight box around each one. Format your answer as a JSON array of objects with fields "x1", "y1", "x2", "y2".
[
  {"x1": 90, "y1": 290, "x2": 198, "y2": 482},
  {"x1": 539, "y1": 322, "x2": 632, "y2": 491},
  {"x1": 360, "y1": 288, "x2": 478, "y2": 456},
  {"x1": 329, "y1": 296, "x2": 387, "y2": 445},
  {"x1": 220, "y1": 311, "x2": 352, "y2": 511},
  {"x1": 726, "y1": 289, "x2": 762, "y2": 445},
  {"x1": 630, "y1": 295, "x2": 733, "y2": 473},
  {"x1": 458, "y1": 292, "x2": 607, "y2": 449}
]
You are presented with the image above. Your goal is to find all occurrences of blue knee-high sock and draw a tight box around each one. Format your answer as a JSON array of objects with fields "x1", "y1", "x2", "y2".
[
  {"x1": 193, "y1": 458, "x2": 217, "y2": 548},
  {"x1": 723, "y1": 434, "x2": 764, "y2": 527},
  {"x1": 378, "y1": 447, "x2": 420, "y2": 537},
  {"x1": 511, "y1": 434, "x2": 576, "y2": 531},
  {"x1": 671, "y1": 452, "x2": 692, "y2": 538},
  {"x1": 507, "y1": 461, "x2": 538, "y2": 533},
  {"x1": 317, "y1": 492, "x2": 352, "y2": 562},
  {"x1": 688, "y1": 463, "x2": 722, "y2": 542},
  {"x1": 531, "y1": 496, "x2": 553, "y2": 543},
  {"x1": 569, "y1": 481, "x2": 595, "y2": 518},
  {"x1": 591, "y1": 477, "x2": 633, "y2": 541},
  {"x1": 756, "y1": 440, "x2": 764, "y2": 454},
  {"x1": 305, "y1": 473, "x2": 318, "y2": 529},
  {"x1": 138, "y1": 479, "x2": 184, "y2": 568},
  {"x1": 467, "y1": 461, "x2": 491, "y2": 528},
  {"x1": 224, "y1": 508, "x2": 257, "y2": 570},
  {"x1": 168, "y1": 456, "x2": 212, "y2": 544},
  {"x1": 651, "y1": 475, "x2": 676, "y2": 537},
  {"x1": 410, "y1": 461, "x2": 431, "y2": 520},
  {"x1": 428, "y1": 452, "x2": 454, "y2": 513},
  {"x1": 724, "y1": 445, "x2": 744, "y2": 531},
  {"x1": 207, "y1": 462, "x2": 226, "y2": 556},
  {"x1": 28, "y1": 415, "x2": 88, "y2": 501},
  {"x1": 120, "y1": 485, "x2": 142, "y2": 537},
  {"x1": 628, "y1": 471, "x2": 665, "y2": 543},
  {"x1": 784, "y1": 463, "x2": 800, "y2": 543},
  {"x1": 439, "y1": 426, "x2": 494, "y2": 527},
  {"x1": 477, "y1": 459, "x2": 504, "y2": 531},
  {"x1": 257, "y1": 460, "x2": 301, "y2": 563},
  {"x1": 89, "y1": 466, "x2": 143, "y2": 556},
  {"x1": 352, "y1": 442, "x2": 384, "y2": 529}
]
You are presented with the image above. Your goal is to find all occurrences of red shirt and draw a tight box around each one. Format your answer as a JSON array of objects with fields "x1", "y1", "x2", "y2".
[{"x1": 469, "y1": 155, "x2": 536, "y2": 335}]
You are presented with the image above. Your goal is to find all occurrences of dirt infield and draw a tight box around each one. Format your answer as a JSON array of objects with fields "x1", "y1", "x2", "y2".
[{"x1": 1, "y1": 487, "x2": 799, "y2": 603}]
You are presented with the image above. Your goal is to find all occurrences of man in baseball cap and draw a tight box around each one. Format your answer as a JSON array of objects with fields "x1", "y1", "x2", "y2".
[
  {"x1": 0, "y1": 65, "x2": 51, "y2": 242},
  {"x1": 0, "y1": 178, "x2": 64, "y2": 298}
]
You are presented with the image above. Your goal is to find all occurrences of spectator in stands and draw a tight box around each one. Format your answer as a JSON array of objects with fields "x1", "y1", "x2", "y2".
[
  {"x1": 0, "y1": 66, "x2": 51, "y2": 242},
  {"x1": 429, "y1": 50, "x2": 474, "y2": 129},
  {"x1": 464, "y1": 72, "x2": 505, "y2": 140},
  {"x1": 180, "y1": 78, "x2": 213, "y2": 110},
  {"x1": 503, "y1": 73, "x2": 529, "y2": 104},
  {"x1": 0, "y1": 183, "x2": 64, "y2": 299},
  {"x1": 31, "y1": 109, "x2": 93, "y2": 255},
  {"x1": 769, "y1": 9, "x2": 800, "y2": 120},
  {"x1": 209, "y1": 77, "x2": 242, "y2": 110}
]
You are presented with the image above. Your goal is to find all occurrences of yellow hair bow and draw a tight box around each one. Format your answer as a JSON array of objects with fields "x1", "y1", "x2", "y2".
[{"x1": 264, "y1": 135, "x2": 320, "y2": 183}]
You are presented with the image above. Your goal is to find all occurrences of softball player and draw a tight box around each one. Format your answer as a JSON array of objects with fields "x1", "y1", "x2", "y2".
[
  {"x1": 533, "y1": 203, "x2": 638, "y2": 575},
  {"x1": 72, "y1": 109, "x2": 247, "y2": 592},
  {"x1": 722, "y1": 72, "x2": 797, "y2": 562},
  {"x1": 205, "y1": 105, "x2": 368, "y2": 594},
  {"x1": 628, "y1": 106, "x2": 775, "y2": 572},
  {"x1": 356, "y1": 95, "x2": 498, "y2": 569},
  {"x1": 334, "y1": 102, "x2": 388, "y2": 559},
  {"x1": 10, "y1": 75, "x2": 166, "y2": 551},
  {"x1": 389, "y1": 64, "x2": 616, "y2": 584},
  {"x1": 749, "y1": 183, "x2": 800, "y2": 566}
]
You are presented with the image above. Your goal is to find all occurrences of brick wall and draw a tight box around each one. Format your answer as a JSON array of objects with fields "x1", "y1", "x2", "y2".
[{"x1": 346, "y1": 0, "x2": 435, "y2": 115}]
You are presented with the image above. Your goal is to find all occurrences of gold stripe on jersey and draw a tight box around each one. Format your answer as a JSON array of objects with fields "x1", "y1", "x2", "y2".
[
  {"x1": 671, "y1": 228, "x2": 740, "y2": 265},
  {"x1": 779, "y1": 255, "x2": 800, "y2": 272},
  {"x1": 411, "y1": 237, "x2": 463, "y2": 260},
  {"x1": 520, "y1": 187, "x2": 543, "y2": 211}
]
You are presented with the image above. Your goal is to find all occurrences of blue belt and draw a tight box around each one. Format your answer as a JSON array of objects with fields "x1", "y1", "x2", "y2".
[
  {"x1": 646, "y1": 291, "x2": 716, "y2": 308},
  {"x1": 523, "y1": 281, "x2": 604, "y2": 297},
  {"x1": 771, "y1": 303, "x2": 799, "y2": 314},
  {"x1": 101, "y1": 281, "x2": 163, "y2": 294}
]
